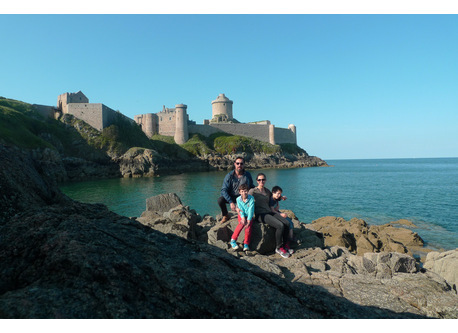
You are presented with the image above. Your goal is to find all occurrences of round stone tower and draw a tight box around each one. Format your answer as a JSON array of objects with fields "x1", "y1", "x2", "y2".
[
  {"x1": 269, "y1": 124, "x2": 276, "y2": 145},
  {"x1": 211, "y1": 93, "x2": 233, "y2": 121},
  {"x1": 143, "y1": 113, "x2": 155, "y2": 138},
  {"x1": 288, "y1": 124, "x2": 297, "y2": 144},
  {"x1": 174, "y1": 104, "x2": 189, "y2": 144}
]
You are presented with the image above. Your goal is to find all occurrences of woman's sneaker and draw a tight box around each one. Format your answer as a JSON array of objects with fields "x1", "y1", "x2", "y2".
[
  {"x1": 230, "y1": 239, "x2": 239, "y2": 250},
  {"x1": 243, "y1": 244, "x2": 250, "y2": 252},
  {"x1": 284, "y1": 243, "x2": 294, "y2": 255},
  {"x1": 275, "y1": 247, "x2": 290, "y2": 258}
]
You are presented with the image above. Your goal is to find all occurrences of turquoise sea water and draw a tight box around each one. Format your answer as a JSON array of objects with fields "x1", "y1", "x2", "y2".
[{"x1": 60, "y1": 158, "x2": 458, "y2": 251}]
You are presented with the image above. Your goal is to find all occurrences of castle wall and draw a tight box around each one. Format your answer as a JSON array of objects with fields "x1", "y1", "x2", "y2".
[
  {"x1": 67, "y1": 103, "x2": 105, "y2": 131},
  {"x1": 66, "y1": 103, "x2": 131, "y2": 131},
  {"x1": 274, "y1": 127, "x2": 297, "y2": 144},
  {"x1": 188, "y1": 123, "x2": 297, "y2": 145},
  {"x1": 188, "y1": 124, "x2": 221, "y2": 137},
  {"x1": 32, "y1": 104, "x2": 56, "y2": 119}
]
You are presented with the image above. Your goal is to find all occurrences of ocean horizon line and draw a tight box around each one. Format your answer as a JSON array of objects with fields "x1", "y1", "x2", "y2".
[{"x1": 324, "y1": 156, "x2": 458, "y2": 161}]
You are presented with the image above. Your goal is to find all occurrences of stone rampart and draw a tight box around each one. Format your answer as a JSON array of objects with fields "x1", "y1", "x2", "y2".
[
  {"x1": 66, "y1": 103, "x2": 132, "y2": 131},
  {"x1": 274, "y1": 127, "x2": 297, "y2": 144},
  {"x1": 67, "y1": 103, "x2": 106, "y2": 131},
  {"x1": 188, "y1": 124, "x2": 221, "y2": 137},
  {"x1": 32, "y1": 104, "x2": 56, "y2": 119},
  {"x1": 189, "y1": 123, "x2": 296, "y2": 145}
]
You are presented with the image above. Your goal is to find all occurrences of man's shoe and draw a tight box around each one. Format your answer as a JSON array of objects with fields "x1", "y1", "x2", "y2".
[
  {"x1": 221, "y1": 215, "x2": 230, "y2": 223},
  {"x1": 230, "y1": 239, "x2": 239, "y2": 250},
  {"x1": 243, "y1": 244, "x2": 250, "y2": 252}
]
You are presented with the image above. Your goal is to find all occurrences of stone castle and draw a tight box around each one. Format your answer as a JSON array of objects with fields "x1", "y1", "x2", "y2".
[
  {"x1": 134, "y1": 93, "x2": 297, "y2": 145},
  {"x1": 34, "y1": 91, "x2": 296, "y2": 146}
]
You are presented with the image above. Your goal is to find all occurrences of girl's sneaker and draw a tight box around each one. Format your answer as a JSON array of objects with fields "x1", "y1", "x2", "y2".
[
  {"x1": 275, "y1": 247, "x2": 290, "y2": 258},
  {"x1": 243, "y1": 244, "x2": 250, "y2": 252},
  {"x1": 230, "y1": 239, "x2": 239, "y2": 250}
]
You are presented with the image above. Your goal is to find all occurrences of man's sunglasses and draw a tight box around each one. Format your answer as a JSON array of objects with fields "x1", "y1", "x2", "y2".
[
  {"x1": 257, "y1": 178, "x2": 266, "y2": 182},
  {"x1": 235, "y1": 162, "x2": 244, "y2": 165}
]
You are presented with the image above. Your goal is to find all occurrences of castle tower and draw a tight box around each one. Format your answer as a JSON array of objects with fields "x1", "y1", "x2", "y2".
[
  {"x1": 57, "y1": 91, "x2": 89, "y2": 114},
  {"x1": 288, "y1": 124, "x2": 297, "y2": 144},
  {"x1": 174, "y1": 104, "x2": 188, "y2": 144},
  {"x1": 269, "y1": 124, "x2": 276, "y2": 145},
  {"x1": 145, "y1": 114, "x2": 156, "y2": 138},
  {"x1": 211, "y1": 93, "x2": 233, "y2": 121},
  {"x1": 138, "y1": 114, "x2": 157, "y2": 138}
]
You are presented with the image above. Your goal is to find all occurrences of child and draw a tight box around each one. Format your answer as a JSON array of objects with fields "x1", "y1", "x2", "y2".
[
  {"x1": 270, "y1": 185, "x2": 294, "y2": 254},
  {"x1": 229, "y1": 184, "x2": 255, "y2": 252}
]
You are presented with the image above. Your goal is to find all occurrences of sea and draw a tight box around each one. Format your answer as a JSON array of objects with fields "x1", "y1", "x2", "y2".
[{"x1": 59, "y1": 157, "x2": 458, "y2": 251}]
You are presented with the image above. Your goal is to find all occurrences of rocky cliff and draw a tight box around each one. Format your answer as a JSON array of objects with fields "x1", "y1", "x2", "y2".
[
  {"x1": 1, "y1": 143, "x2": 456, "y2": 319},
  {"x1": 1, "y1": 98, "x2": 328, "y2": 182}
]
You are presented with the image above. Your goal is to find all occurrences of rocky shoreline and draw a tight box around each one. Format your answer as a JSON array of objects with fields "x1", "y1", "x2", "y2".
[
  {"x1": 29, "y1": 145, "x2": 328, "y2": 183},
  {"x1": 137, "y1": 193, "x2": 457, "y2": 318},
  {"x1": 23, "y1": 112, "x2": 327, "y2": 182},
  {"x1": 0, "y1": 143, "x2": 456, "y2": 318}
]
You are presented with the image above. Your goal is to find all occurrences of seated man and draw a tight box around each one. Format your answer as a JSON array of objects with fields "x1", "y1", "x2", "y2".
[{"x1": 217, "y1": 156, "x2": 254, "y2": 222}]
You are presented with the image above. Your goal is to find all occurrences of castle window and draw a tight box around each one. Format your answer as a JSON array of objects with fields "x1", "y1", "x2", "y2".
[{"x1": 169, "y1": 117, "x2": 172, "y2": 120}]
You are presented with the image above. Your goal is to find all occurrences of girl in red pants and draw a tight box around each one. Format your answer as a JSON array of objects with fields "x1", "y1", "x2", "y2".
[{"x1": 230, "y1": 184, "x2": 254, "y2": 251}]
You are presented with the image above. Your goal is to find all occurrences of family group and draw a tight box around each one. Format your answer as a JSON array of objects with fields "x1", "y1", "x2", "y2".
[{"x1": 217, "y1": 156, "x2": 295, "y2": 258}]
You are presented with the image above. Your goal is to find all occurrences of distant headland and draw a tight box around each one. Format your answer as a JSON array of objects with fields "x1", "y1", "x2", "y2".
[
  {"x1": 33, "y1": 91, "x2": 297, "y2": 146},
  {"x1": 1, "y1": 93, "x2": 327, "y2": 181}
]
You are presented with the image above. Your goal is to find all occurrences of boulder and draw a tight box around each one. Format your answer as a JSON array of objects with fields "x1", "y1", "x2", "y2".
[
  {"x1": 195, "y1": 215, "x2": 217, "y2": 243},
  {"x1": 145, "y1": 193, "x2": 183, "y2": 213},
  {"x1": 362, "y1": 252, "x2": 417, "y2": 279},
  {"x1": 207, "y1": 216, "x2": 276, "y2": 254},
  {"x1": 288, "y1": 215, "x2": 325, "y2": 249},
  {"x1": 206, "y1": 211, "x2": 324, "y2": 254},
  {"x1": 137, "y1": 193, "x2": 202, "y2": 240},
  {"x1": 424, "y1": 249, "x2": 458, "y2": 292},
  {"x1": 307, "y1": 216, "x2": 424, "y2": 256}
]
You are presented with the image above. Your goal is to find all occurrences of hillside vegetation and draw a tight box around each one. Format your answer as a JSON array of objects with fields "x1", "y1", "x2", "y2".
[{"x1": 0, "y1": 96, "x2": 307, "y2": 158}]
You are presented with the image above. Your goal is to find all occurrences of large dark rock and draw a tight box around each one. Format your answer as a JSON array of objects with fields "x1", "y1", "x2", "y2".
[{"x1": 207, "y1": 211, "x2": 324, "y2": 254}]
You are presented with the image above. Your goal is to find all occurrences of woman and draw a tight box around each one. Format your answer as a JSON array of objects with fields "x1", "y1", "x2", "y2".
[{"x1": 248, "y1": 173, "x2": 291, "y2": 258}]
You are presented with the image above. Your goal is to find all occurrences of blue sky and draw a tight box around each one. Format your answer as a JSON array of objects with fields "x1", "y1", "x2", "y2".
[{"x1": 1, "y1": 9, "x2": 457, "y2": 160}]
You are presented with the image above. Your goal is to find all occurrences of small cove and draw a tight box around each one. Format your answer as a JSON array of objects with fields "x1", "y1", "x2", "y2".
[{"x1": 60, "y1": 158, "x2": 458, "y2": 251}]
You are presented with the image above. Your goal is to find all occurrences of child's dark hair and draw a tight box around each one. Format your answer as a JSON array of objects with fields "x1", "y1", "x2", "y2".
[
  {"x1": 239, "y1": 183, "x2": 249, "y2": 191},
  {"x1": 272, "y1": 186, "x2": 283, "y2": 193}
]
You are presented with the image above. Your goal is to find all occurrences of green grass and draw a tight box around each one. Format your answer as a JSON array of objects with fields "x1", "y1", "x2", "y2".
[
  {"x1": 212, "y1": 134, "x2": 281, "y2": 155},
  {"x1": 181, "y1": 133, "x2": 213, "y2": 156},
  {"x1": 0, "y1": 98, "x2": 55, "y2": 149}
]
